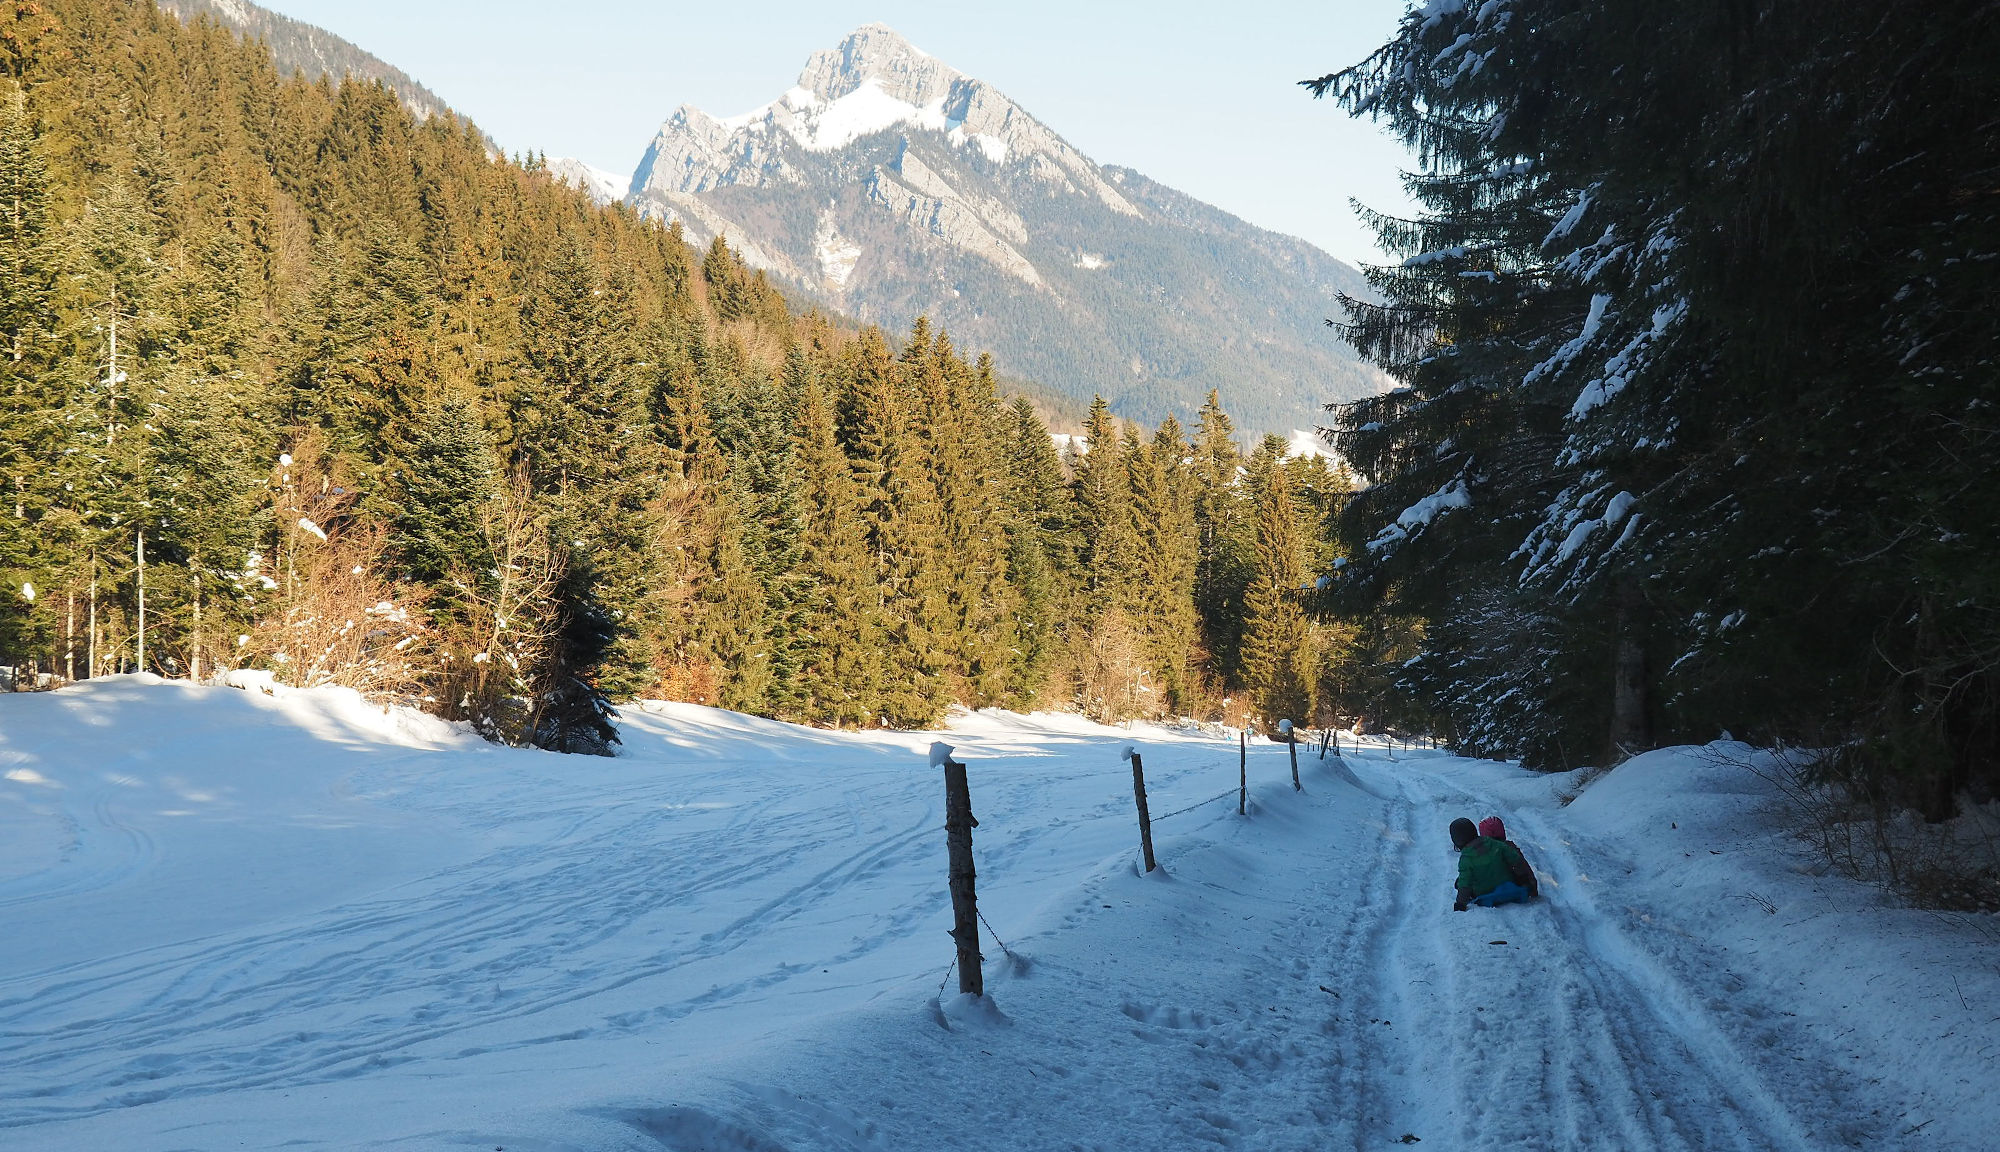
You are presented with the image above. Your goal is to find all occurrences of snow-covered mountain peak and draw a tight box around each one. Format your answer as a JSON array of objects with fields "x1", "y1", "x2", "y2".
[
  {"x1": 632, "y1": 24, "x2": 1130, "y2": 207},
  {"x1": 620, "y1": 25, "x2": 1377, "y2": 434},
  {"x1": 717, "y1": 80, "x2": 955, "y2": 155},
  {"x1": 797, "y1": 24, "x2": 956, "y2": 107}
]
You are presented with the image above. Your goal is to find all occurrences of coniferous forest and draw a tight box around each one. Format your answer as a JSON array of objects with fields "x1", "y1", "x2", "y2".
[
  {"x1": 6, "y1": 0, "x2": 1993, "y2": 835},
  {"x1": 0, "y1": 0, "x2": 1356, "y2": 751},
  {"x1": 1307, "y1": 0, "x2": 2000, "y2": 817}
]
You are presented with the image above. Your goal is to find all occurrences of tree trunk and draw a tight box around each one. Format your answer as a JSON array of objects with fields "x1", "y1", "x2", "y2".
[
  {"x1": 1610, "y1": 578, "x2": 1650, "y2": 759},
  {"x1": 190, "y1": 563, "x2": 203, "y2": 683}
]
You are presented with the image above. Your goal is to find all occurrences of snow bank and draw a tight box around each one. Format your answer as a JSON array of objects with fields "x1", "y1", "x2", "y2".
[
  {"x1": 3, "y1": 683, "x2": 1991, "y2": 1150},
  {"x1": 1550, "y1": 743, "x2": 2000, "y2": 1148},
  {"x1": 1, "y1": 680, "x2": 1366, "y2": 1148}
]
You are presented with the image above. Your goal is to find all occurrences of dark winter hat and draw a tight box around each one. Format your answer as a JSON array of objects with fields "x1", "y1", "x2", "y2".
[
  {"x1": 1449, "y1": 818, "x2": 1478, "y2": 849},
  {"x1": 1478, "y1": 816, "x2": 1506, "y2": 841}
]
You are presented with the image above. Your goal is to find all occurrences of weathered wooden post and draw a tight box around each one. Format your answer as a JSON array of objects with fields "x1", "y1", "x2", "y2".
[
  {"x1": 1319, "y1": 727, "x2": 1331, "y2": 760},
  {"x1": 1280, "y1": 719, "x2": 1301, "y2": 791},
  {"x1": 1238, "y1": 729, "x2": 1247, "y2": 816},
  {"x1": 934, "y1": 742, "x2": 982, "y2": 997},
  {"x1": 1125, "y1": 745, "x2": 1157, "y2": 872}
]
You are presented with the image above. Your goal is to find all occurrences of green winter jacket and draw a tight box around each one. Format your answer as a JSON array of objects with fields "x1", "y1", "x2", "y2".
[{"x1": 1456, "y1": 836, "x2": 1533, "y2": 900}]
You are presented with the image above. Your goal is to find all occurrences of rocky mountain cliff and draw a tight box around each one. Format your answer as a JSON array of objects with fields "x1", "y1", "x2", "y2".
[{"x1": 627, "y1": 24, "x2": 1381, "y2": 435}]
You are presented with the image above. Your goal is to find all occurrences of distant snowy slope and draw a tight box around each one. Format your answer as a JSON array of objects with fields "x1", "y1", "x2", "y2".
[
  {"x1": 548, "y1": 157, "x2": 630, "y2": 206},
  {"x1": 1286, "y1": 427, "x2": 1340, "y2": 462},
  {"x1": 2, "y1": 681, "x2": 1991, "y2": 1149}
]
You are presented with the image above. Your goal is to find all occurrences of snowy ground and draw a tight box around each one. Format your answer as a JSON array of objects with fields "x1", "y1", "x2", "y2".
[{"x1": 2, "y1": 676, "x2": 1995, "y2": 1150}]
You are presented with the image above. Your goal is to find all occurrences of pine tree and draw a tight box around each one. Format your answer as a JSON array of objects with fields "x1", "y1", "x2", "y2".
[
  {"x1": 514, "y1": 241, "x2": 659, "y2": 752},
  {"x1": 1191, "y1": 391, "x2": 1254, "y2": 686},
  {"x1": 392, "y1": 395, "x2": 498, "y2": 595},
  {"x1": 998, "y1": 396, "x2": 1077, "y2": 707},
  {"x1": 703, "y1": 342, "x2": 808, "y2": 717},
  {"x1": 142, "y1": 370, "x2": 268, "y2": 679},
  {"x1": 870, "y1": 317, "x2": 954, "y2": 726},
  {"x1": 792, "y1": 341, "x2": 887, "y2": 724},
  {"x1": 0, "y1": 81, "x2": 62, "y2": 665},
  {"x1": 1126, "y1": 416, "x2": 1200, "y2": 713},
  {"x1": 1308, "y1": 0, "x2": 2000, "y2": 789},
  {"x1": 286, "y1": 224, "x2": 441, "y2": 470},
  {"x1": 1072, "y1": 394, "x2": 1136, "y2": 602},
  {"x1": 642, "y1": 316, "x2": 727, "y2": 704},
  {"x1": 702, "y1": 235, "x2": 749, "y2": 323},
  {"x1": 1239, "y1": 436, "x2": 1312, "y2": 728},
  {"x1": 907, "y1": 329, "x2": 1014, "y2": 705}
]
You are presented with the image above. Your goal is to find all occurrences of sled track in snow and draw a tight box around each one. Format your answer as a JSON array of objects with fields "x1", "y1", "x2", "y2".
[
  {"x1": 0, "y1": 776, "x2": 160, "y2": 914},
  {"x1": 1301, "y1": 774, "x2": 1424, "y2": 1148},
  {"x1": 1357, "y1": 755, "x2": 1885, "y2": 1152}
]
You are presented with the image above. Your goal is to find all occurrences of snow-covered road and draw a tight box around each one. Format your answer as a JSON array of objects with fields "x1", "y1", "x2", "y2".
[
  {"x1": 0, "y1": 678, "x2": 1991, "y2": 1149},
  {"x1": 1340, "y1": 759, "x2": 1836, "y2": 1150}
]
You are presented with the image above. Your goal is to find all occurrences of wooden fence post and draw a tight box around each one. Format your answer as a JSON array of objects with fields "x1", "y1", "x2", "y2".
[
  {"x1": 1319, "y1": 728, "x2": 1331, "y2": 760},
  {"x1": 1126, "y1": 746, "x2": 1157, "y2": 872},
  {"x1": 1280, "y1": 719, "x2": 1301, "y2": 791},
  {"x1": 938, "y1": 744, "x2": 982, "y2": 997},
  {"x1": 1238, "y1": 729, "x2": 1247, "y2": 816}
]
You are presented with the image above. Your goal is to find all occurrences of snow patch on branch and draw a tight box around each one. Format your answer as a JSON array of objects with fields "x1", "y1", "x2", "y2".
[
  {"x1": 1544, "y1": 188, "x2": 1595, "y2": 247},
  {"x1": 1526, "y1": 293, "x2": 1611, "y2": 384},
  {"x1": 1368, "y1": 478, "x2": 1472, "y2": 553},
  {"x1": 1568, "y1": 296, "x2": 1686, "y2": 418}
]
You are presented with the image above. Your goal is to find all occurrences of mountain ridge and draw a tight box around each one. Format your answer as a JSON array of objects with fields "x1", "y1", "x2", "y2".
[{"x1": 625, "y1": 24, "x2": 1382, "y2": 435}]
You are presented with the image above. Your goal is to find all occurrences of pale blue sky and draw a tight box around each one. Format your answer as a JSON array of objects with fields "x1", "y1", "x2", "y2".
[{"x1": 259, "y1": 1, "x2": 1416, "y2": 267}]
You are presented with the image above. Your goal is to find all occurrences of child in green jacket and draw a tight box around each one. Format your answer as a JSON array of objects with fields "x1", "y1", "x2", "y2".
[{"x1": 1450, "y1": 816, "x2": 1537, "y2": 910}]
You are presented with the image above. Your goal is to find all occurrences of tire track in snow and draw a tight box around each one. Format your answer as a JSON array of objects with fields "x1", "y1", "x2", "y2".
[
  {"x1": 1308, "y1": 778, "x2": 1411, "y2": 1147},
  {"x1": 1369, "y1": 773, "x2": 1475, "y2": 1148},
  {"x1": 1363, "y1": 754, "x2": 1867, "y2": 1151}
]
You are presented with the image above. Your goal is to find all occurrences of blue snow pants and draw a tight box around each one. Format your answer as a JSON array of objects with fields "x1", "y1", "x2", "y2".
[{"x1": 1473, "y1": 881, "x2": 1531, "y2": 907}]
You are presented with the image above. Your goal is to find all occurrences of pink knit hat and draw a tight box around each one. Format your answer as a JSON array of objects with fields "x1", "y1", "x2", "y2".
[{"x1": 1477, "y1": 816, "x2": 1506, "y2": 840}]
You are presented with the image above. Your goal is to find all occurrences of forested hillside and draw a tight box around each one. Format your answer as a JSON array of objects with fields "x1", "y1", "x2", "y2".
[
  {"x1": 0, "y1": 0, "x2": 1356, "y2": 749},
  {"x1": 157, "y1": 0, "x2": 453, "y2": 121},
  {"x1": 1309, "y1": 0, "x2": 2000, "y2": 820}
]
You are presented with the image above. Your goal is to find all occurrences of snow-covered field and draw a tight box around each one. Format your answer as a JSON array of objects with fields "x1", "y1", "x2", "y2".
[{"x1": 2, "y1": 676, "x2": 1995, "y2": 1150}]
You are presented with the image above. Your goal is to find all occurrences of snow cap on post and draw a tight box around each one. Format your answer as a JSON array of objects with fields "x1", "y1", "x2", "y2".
[
  {"x1": 1120, "y1": 744, "x2": 1136, "y2": 762},
  {"x1": 1278, "y1": 719, "x2": 1294, "y2": 734},
  {"x1": 928, "y1": 742, "x2": 956, "y2": 768}
]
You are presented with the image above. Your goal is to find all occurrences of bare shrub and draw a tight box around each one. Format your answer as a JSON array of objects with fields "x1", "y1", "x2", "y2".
[
  {"x1": 1074, "y1": 606, "x2": 1150, "y2": 722},
  {"x1": 428, "y1": 468, "x2": 562, "y2": 743},
  {"x1": 1556, "y1": 761, "x2": 1614, "y2": 807},
  {"x1": 1746, "y1": 746, "x2": 2000, "y2": 913},
  {"x1": 249, "y1": 518, "x2": 430, "y2": 695},
  {"x1": 249, "y1": 433, "x2": 430, "y2": 697}
]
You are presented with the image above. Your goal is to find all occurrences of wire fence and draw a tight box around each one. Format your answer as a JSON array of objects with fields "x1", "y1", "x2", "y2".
[
  {"x1": 934, "y1": 733, "x2": 1356, "y2": 996},
  {"x1": 977, "y1": 908, "x2": 1016, "y2": 957},
  {"x1": 1149, "y1": 787, "x2": 1242, "y2": 823}
]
